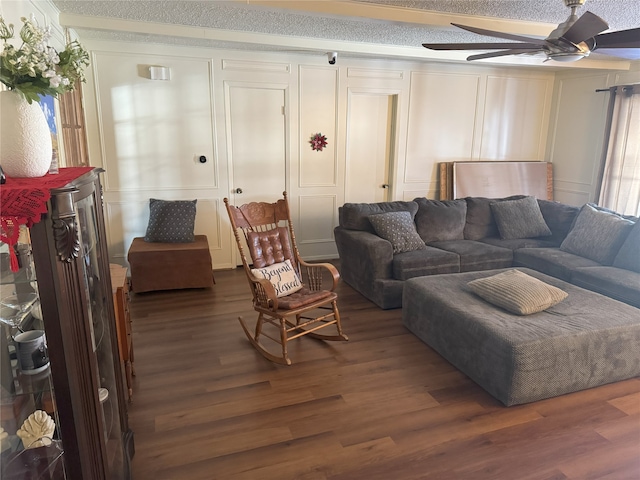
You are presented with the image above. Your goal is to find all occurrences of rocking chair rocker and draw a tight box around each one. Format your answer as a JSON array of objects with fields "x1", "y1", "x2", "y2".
[{"x1": 224, "y1": 192, "x2": 348, "y2": 365}]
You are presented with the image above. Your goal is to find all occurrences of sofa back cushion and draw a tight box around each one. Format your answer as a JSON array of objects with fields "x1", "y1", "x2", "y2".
[
  {"x1": 613, "y1": 220, "x2": 640, "y2": 273},
  {"x1": 339, "y1": 201, "x2": 418, "y2": 233},
  {"x1": 490, "y1": 196, "x2": 552, "y2": 240},
  {"x1": 463, "y1": 196, "x2": 526, "y2": 240},
  {"x1": 536, "y1": 200, "x2": 580, "y2": 245},
  {"x1": 413, "y1": 198, "x2": 467, "y2": 243},
  {"x1": 560, "y1": 204, "x2": 635, "y2": 265}
]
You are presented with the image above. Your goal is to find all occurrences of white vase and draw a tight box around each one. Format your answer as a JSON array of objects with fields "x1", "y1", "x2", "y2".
[{"x1": 0, "y1": 90, "x2": 53, "y2": 178}]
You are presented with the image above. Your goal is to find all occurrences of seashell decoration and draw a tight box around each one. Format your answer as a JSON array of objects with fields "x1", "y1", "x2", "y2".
[
  {"x1": 0, "y1": 426, "x2": 9, "y2": 452},
  {"x1": 16, "y1": 410, "x2": 55, "y2": 449}
]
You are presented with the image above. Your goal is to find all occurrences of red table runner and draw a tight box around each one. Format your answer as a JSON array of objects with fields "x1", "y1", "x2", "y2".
[{"x1": 1, "y1": 167, "x2": 94, "y2": 271}]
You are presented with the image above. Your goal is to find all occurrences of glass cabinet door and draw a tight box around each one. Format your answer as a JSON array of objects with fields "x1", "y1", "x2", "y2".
[
  {"x1": 1, "y1": 227, "x2": 67, "y2": 479},
  {"x1": 75, "y1": 193, "x2": 125, "y2": 476},
  {"x1": 1, "y1": 168, "x2": 132, "y2": 479}
]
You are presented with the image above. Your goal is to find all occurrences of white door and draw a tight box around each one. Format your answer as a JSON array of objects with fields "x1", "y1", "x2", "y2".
[
  {"x1": 226, "y1": 84, "x2": 287, "y2": 264},
  {"x1": 346, "y1": 93, "x2": 397, "y2": 203},
  {"x1": 227, "y1": 84, "x2": 286, "y2": 204}
]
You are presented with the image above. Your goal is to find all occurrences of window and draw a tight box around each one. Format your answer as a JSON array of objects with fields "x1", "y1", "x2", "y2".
[
  {"x1": 59, "y1": 85, "x2": 90, "y2": 167},
  {"x1": 598, "y1": 84, "x2": 640, "y2": 217}
]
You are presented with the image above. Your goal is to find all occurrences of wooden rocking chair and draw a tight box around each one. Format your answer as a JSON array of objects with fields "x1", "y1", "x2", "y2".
[{"x1": 224, "y1": 192, "x2": 348, "y2": 365}]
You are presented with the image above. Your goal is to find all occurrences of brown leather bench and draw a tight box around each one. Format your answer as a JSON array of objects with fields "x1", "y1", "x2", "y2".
[{"x1": 127, "y1": 235, "x2": 215, "y2": 292}]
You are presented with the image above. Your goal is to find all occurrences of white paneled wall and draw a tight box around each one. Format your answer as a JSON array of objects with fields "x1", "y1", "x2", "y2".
[
  {"x1": 76, "y1": 38, "x2": 638, "y2": 267},
  {"x1": 547, "y1": 66, "x2": 640, "y2": 206},
  {"x1": 80, "y1": 42, "x2": 562, "y2": 267},
  {"x1": 480, "y1": 76, "x2": 551, "y2": 161},
  {"x1": 547, "y1": 74, "x2": 610, "y2": 205},
  {"x1": 4, "y1": 1, "x2": 638, "y2": 269},
  {"x1": 405, "y1": 71, "x2": 480, "y2": 197},
  {"x1": 299, "y1": 67, "x2": 339, "y2": 188},
  {"x1": 91, "y1": 53, "x2": 216, "y2": 192}
]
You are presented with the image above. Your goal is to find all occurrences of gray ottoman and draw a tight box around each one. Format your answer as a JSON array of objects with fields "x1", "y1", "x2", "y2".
[{"x1": 402, "y1": 268, "x2": 640, "y2": 406}]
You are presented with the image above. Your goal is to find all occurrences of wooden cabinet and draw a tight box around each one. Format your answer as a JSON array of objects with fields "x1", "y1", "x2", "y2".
[
  {"x1": 0, "y1": 168, "x2": 133, "y2": 479},
  {"x1": 110, "y1": 264, "x2": 134, "y2": 401}
]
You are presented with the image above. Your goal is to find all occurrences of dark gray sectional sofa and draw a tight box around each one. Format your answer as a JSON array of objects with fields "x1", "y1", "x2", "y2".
[
  {"x1": 335, "y1": 196, "x2": 639, "y2": 406},
  {"x1": 334, "y1": 196, "x2": 640, "y2": 309}
]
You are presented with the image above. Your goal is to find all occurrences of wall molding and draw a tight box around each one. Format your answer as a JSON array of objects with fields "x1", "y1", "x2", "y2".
[{"x1": 222, "y1": 59, "x2": 291, "y2": 73}]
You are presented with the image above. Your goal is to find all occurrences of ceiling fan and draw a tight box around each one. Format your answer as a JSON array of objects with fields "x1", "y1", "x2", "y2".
[{"x1": 422, "y1": 0, "x2": 640, "y2": 62}]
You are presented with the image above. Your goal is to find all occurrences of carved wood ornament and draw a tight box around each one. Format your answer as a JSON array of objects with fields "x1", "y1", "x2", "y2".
[{"x1": 53, "y1": 216, "x2": 80, "y2": 263}]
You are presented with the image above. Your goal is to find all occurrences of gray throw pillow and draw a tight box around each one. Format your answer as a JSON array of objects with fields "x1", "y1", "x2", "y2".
[
  {"x1": 463, "y1": 195, "x2": 527, "y2": 240},
  {"x1": 613, "y1": 220, "x2": 640, "y2": 273},
  {"x1": 560, "y1": 204, "x2": 634, "y2": 265},
  {"x1": 490, "y1": 196, "x2": 551, "y2": 240},
  {"x1": 468, "y1": 269, "x2": 568, "y2": 315},
  {"x1": 413, "y1": 198, "x2": 467, "y2": 244},
  {"x1": 368, "y1": 211, "x2": 426, "y2": 254},
  {"x1": 144, "y1": 199, "x2": 197, "y2": 243}
]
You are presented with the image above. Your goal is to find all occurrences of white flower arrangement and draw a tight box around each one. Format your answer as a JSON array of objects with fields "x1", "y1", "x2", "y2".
[{"x1": 0, "y1": 14, "x2": 89, "y2": 103}]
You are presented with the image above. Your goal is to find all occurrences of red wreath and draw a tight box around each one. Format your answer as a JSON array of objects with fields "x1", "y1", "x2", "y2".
[{"x1": 310, "y1": 133, "x2": 328, "y2": 151}]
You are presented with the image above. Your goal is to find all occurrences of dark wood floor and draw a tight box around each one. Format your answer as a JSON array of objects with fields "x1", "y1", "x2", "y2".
[{"x1": 127, "y1": 266, "x2": 640, "y2": 480}]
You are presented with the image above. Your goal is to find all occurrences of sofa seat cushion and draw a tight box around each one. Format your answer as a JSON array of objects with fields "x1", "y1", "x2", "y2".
[
  {"x1": 514, "y1": 247, "x2": 600, "y2": 281},
  {"x1": 479, "y1": 236, "x2": 557, "y2": 250},
  {"x1": 571, "y1": 266, "x2": 640, "y2": 308},
  {"x1": 429, "y1": 240, "x2": 512, "y2": 272},
  {"x1": 392, "y1": 247, "x2": 460, "y2": 281}
]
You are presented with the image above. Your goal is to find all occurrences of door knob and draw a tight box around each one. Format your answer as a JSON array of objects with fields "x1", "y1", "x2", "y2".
[
  {"x1": 235, "y1": 188, "x2": 243, "y2": 194},
  {"x1": 381, "y1": 184, "x2": 389, "y2": 189}
]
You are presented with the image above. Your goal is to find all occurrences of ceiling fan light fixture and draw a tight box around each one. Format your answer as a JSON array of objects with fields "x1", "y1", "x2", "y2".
[
  {"x1": 548, "y1": 52, "x2": 588, "y2": 62},
  {"x1": 563, "y1": 0, "x2": 586, "y2": 8},
  {"x1": 546, "y1": 38, "x2": 592, "y2": 61}
]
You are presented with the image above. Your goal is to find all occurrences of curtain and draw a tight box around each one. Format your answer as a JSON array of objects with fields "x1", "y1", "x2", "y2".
[{"x1": 598, "y1": 85, "x2": 640, "y2": 216}]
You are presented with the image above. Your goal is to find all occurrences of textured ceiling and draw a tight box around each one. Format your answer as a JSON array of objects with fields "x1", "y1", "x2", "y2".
[
  {"x1": 51, "y1": 1, "x2": 640, "y2": 64},
  {"x1": 358, "y1": 1, "x2": 639, "y2": 27}
]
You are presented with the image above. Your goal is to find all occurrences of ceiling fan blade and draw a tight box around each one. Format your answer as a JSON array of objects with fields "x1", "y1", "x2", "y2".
[
  {"x1": 594, "y1": 27, "x2": 640, "y2": 49},
  {"x1": 467, "y1": 48, "x2": 546, "y2": 61},
  {"x1": 451, "y1": 23, "x2": 547, "y2": 45},
  {"x1": 592, "y1": 48, "x2": 640, "y2": 60},
  {"x1": 561, "y1": 11, "x2": 609, "y2": 44},
  {"x1": 423, "y1": 42, "x2": 542, "y2": 51}
]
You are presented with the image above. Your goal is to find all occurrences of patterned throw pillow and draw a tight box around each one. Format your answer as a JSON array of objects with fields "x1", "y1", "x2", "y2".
[
  {"x1": 490, "y1": 196, "x2": 552, "y2": 240},
  {"x1": 368, "y1": 211, "x2": 426, "y2": 254},
  {"x1": 468, "y1": 269, "x2": 568, "y2": 315},
  {"x1": 250, "y1": 259, "x2": 303, "y2": 297},
  {"x1": 144, "y1": 199, "x2": 197, "y2": 243}
]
